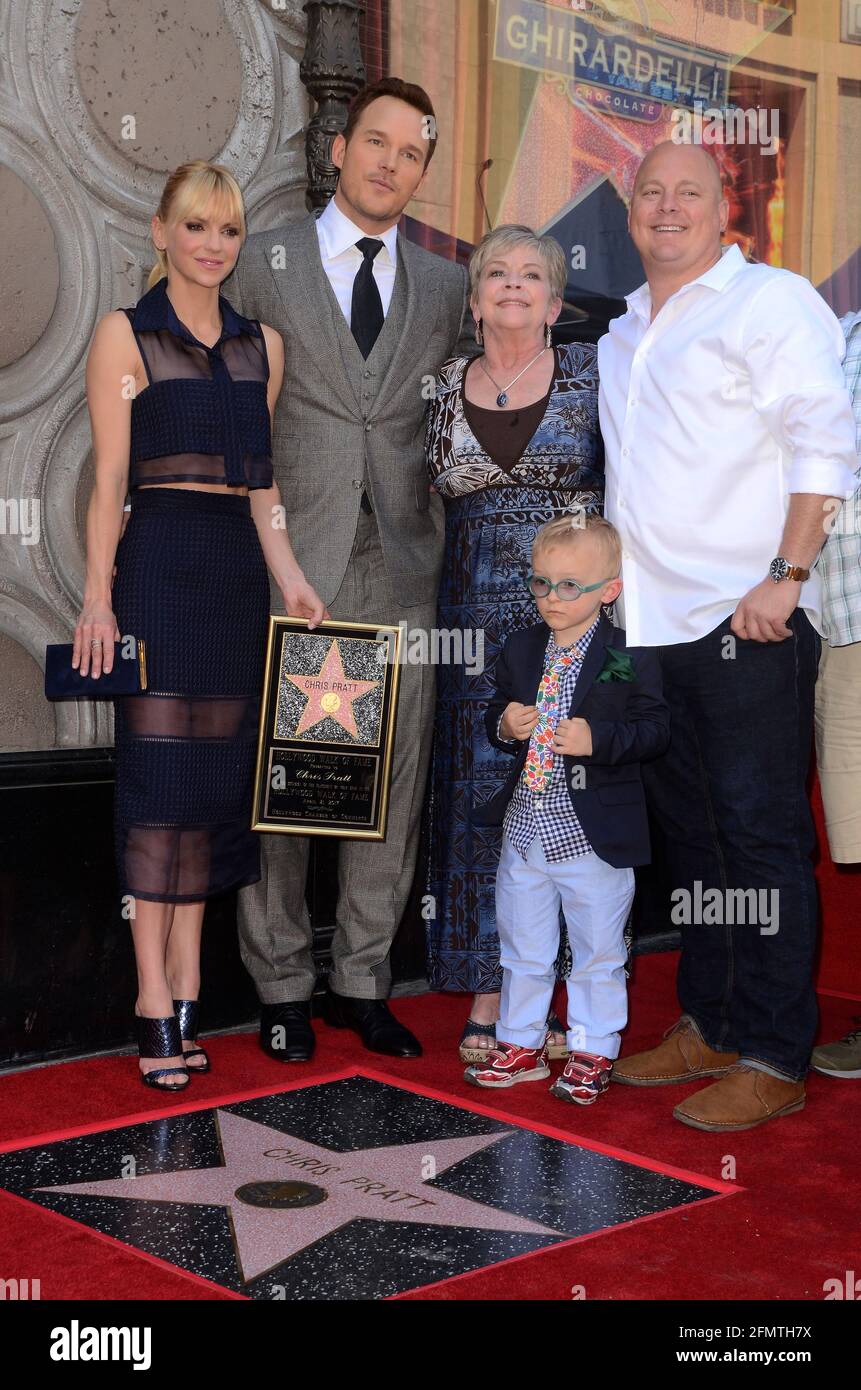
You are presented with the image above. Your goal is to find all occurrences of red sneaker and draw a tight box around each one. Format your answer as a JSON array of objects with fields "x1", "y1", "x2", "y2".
[
  {"x1": 464, "y1": 1041, "x2": 550, "y2": 1088},
  {"x1": 550, "y1": 1050, "x2": 613, "y2": 1105}
]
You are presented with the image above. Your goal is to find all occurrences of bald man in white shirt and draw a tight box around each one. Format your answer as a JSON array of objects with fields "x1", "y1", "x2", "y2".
[{"x1": 598, "y1": 141, "x2": 858, "y2": 1132}]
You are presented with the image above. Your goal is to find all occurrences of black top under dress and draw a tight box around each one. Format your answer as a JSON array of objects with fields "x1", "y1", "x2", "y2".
[{"x1": 110, "y1": 276, "x2": 273, "y2": 903}]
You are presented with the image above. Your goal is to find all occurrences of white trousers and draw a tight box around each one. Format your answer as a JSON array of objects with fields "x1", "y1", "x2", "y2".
[{"x1": 495, "y1": 831, "x2": 634, "y2": 1057}]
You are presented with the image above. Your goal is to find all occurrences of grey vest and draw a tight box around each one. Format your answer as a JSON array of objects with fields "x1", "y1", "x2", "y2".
[{"x1": 321, "y1": 254, "x2": 409, "y2": 505}]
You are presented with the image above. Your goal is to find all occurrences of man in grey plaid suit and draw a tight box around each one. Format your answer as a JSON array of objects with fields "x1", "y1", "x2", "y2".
[{"x1": 226, "y1": 77, "x2": 476, "y2": 1060}]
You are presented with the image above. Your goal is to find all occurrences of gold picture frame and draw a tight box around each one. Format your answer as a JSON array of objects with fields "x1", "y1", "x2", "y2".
[{"x1": 251, "y1": 616, "x2": 402, "y2": 839}]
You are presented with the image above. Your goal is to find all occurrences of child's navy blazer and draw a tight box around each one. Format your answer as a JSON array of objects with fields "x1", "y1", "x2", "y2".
[{"x1": 472, "y1": 613, "x2": 670, "y2": 868}]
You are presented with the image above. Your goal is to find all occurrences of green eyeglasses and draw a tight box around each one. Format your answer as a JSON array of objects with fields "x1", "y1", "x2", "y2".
[{"x1": 525, "y1": 573, "x2": 611, "y2": 601}]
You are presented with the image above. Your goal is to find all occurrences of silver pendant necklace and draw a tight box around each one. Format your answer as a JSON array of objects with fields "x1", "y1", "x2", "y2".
[{"x1": 478, "y1": 346, "x2": 548, "y2": 407}]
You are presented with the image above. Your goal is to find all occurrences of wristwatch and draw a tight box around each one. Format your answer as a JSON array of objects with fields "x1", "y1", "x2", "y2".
[{"x1": 768, "y1": 557, "x2": 810, "y2": 584}]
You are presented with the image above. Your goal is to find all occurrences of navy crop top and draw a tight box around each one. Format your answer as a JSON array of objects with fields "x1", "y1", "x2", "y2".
[{"x1": 123, "y1": 276, "x2": 273, "y2": 490}]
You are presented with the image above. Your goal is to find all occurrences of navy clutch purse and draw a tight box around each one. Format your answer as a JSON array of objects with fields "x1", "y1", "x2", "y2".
[{"x1": 44, "y1": 640, "x2": 147, "y2": 699}]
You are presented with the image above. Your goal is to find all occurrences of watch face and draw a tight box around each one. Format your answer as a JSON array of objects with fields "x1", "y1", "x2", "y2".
[{"x1": 769, "y1": 557, "x2": 787, "y2": 582}]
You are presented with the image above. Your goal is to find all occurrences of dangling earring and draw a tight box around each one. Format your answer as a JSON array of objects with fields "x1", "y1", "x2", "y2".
[
  {"x1": 544, "y1": 323, "x2": 552, "y2": 349},
  {"x1": 475, "y1": 318, "x2": 483, "y2": 347}
]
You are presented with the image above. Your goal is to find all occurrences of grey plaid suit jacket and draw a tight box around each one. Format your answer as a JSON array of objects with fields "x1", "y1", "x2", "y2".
[{"x1": 224, "y1": 211, "x2": 476, "y2": 607}]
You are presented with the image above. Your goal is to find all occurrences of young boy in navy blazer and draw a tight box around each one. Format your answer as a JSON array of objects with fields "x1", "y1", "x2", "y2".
[{"x1": 467, "y1": 515, "x2": 669, "y2": 1103}]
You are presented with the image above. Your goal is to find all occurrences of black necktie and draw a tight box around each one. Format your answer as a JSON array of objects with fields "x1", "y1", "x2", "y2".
[{"x1": 350, "y1": 238, "x2": 385, "y2": 359}]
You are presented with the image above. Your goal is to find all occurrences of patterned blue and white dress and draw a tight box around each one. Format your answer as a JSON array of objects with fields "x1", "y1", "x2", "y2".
[{"x1": 424, "y1": 342, "x2": 604, "y2": 993}]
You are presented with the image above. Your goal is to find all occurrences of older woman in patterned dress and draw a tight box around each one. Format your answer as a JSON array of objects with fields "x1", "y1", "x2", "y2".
[{"x1": 424, "y1": 224, "x2": 605, "y2": 1061}]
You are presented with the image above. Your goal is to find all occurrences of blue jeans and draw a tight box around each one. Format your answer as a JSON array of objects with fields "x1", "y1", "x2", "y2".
[{"x1": 642, "y1": 610, "x2": 821, "y2": 1082}]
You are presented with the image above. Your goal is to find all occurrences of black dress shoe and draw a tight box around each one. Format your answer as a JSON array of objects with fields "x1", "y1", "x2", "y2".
[
  {"x1": 259, "y1": 1001, "x2": 315, "y2": 1062},
  {"x1": 322, "y1": 990, "x2": 422, "y2": 1058}
]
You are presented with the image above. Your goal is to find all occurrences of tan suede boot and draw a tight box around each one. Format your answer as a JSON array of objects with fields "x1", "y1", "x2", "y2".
[
  {"x1": 673, "y1": 1062, "x2": 806, "y2": 1132},
  {"x1": 611, "y1": 1015, "x2": 739, "y2": 1086}
]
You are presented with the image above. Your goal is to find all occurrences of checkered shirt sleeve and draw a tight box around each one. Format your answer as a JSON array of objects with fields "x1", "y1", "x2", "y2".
[{"x1": 818, "y1": 311, "x2": 861, "y2": 646}]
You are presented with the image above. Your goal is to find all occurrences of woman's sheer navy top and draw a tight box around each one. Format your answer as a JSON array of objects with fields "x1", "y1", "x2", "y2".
[{"x1": 123, "y1": 276, "x2": 273, "y2": 490}]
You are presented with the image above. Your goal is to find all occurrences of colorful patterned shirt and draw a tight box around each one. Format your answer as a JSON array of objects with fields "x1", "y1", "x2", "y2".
[
  {"x1": 426, "y1": 342, "x2": 603, "y2": 502},
  {"x1": 501, "y1": 618, "x2": 599, "y2": 864}
]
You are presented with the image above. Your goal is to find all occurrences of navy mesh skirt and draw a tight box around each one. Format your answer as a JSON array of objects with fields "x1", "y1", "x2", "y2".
[{"x1": 111, "y1": 488, "x2": 270, "y2": 903}]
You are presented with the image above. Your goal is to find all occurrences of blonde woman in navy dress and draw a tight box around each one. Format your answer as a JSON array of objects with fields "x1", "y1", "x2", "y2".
[{"x1": 75, "y1": 162, "x2": 328, "y2": 1089}]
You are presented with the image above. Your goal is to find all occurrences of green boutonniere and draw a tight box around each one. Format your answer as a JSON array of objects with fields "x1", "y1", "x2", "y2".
[{"x1": 596, "y1": 648, "x2": 636, "y2": 683}]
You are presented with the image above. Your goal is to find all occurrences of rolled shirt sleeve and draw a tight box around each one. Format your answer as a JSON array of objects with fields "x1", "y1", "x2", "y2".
[{"x1": 743, "y1": 276, "x2": 858, "y2": 500}]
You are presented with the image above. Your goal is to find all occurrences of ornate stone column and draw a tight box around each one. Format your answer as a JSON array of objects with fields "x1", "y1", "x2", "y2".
[{"x1": 301, "y1": 1, "x2": 367, "y2": 208}]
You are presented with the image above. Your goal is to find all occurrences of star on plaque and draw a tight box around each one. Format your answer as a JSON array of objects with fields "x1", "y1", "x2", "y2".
[
  {"x1": 36, "y1": 1110, "x2": 561, "y2": 1284},
  {"x1": 283, "y1": 639, "x2": 379, "y2": 739}
]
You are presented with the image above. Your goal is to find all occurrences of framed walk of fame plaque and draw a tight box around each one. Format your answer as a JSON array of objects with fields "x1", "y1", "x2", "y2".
[{"x1": 252, "y1": 616, "x2": 402, "y2": 839}]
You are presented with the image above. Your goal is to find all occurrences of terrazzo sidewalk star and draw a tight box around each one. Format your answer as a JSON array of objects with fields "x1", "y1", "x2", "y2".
[
  {"x1": 36, "y1": 1112, "x2": 559, "y2": 1284},
  {"x1": 0, "y1": 1074, "x2": 723, "y2": 1299}
]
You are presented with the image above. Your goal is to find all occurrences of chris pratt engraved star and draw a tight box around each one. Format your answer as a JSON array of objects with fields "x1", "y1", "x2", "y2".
[
  {"x1": 284, "y1": 639, "x2": 379, "y2": 738},
  {"x1": 36, "y1": 1110, "x2": 563, "y2": 1283}
]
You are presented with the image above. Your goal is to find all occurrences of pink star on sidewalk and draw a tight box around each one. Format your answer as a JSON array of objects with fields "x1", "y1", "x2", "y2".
[{"x1": 38, "y1": 1111, "x2": 564, "y2": 1284}]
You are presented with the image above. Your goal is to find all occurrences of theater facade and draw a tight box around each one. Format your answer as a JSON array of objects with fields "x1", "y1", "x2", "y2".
[{"x1": 364, "y1": 0, "x2": 861, "y2": 320}]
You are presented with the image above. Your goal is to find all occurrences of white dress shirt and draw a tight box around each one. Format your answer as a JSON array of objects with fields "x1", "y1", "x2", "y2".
[
  {"x1": 315, "y1": 195, "x2": 399, "y2": 325},
  {"x1": 598, "y1": 243, "x2": 859, "y2": 647}
]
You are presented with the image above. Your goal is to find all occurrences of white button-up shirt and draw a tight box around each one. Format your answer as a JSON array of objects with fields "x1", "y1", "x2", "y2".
[
  {"x1": 315, "y1": 195, "x2": 398, "y2": 325},
  {"x1": 598, "y1": 243, "x2": 859, "y2": 647}
]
